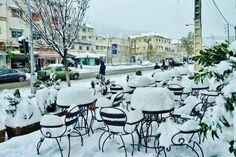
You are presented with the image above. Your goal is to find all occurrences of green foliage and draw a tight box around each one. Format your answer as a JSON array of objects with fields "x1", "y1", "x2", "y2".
[
  {"x1": 180, "y1": 32, "x2": 194, "y2": 55},
  {"x1": 192, "y1": 43, "x2": 230, "y2": 67},
  {"x1": 229, "y1": 141, "x2": 236, "y2": 156},
  {"x1": 6, "y1": 51, "x2": 14, "y2": 62},
  {"x1": 225, "y1": 97, "x2": 234, "y2": 111}
]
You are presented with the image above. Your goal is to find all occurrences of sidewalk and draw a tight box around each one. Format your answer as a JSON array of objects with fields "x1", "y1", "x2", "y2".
[{"x1": 0, "y1": 65, "x2": 154, "y2": 90}]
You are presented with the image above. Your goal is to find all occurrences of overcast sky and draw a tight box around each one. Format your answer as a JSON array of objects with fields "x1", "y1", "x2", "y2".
[{"x1": 86, "y1": 0, "x2": 236, "y2": 40}]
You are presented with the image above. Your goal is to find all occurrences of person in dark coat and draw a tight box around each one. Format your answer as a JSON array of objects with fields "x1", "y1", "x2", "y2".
[
  {"x1": 154, "y1": 63, "x2": 160, "y2": 70},
  {"x1": 99, "y1": 61, "x2": 106, "y2": 82}
]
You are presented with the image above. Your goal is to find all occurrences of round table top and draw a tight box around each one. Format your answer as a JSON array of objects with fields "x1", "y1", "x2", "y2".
[
  {"x1": 130, "y1": 87, "x2": 175, "y2": 112},
  {"x1": 57, "y1": 86, "x2": 96, "y2": 108}
]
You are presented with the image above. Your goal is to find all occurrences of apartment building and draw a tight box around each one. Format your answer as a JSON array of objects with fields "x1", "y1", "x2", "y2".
[{"x1": 129, "y1": 33, "x2": 172, "y2": 63}]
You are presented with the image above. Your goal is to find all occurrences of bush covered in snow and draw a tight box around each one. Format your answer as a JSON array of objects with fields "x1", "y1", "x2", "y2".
[
  {"x1": 190, "y1": 42, "x2": 236, "y2": 156},
  {"x1": 4, "y1": 89, "x2": 42, "y2": 128}
]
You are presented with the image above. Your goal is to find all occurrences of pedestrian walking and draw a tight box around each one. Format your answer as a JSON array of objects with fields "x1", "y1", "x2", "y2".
[
  {"x1": 154, "y1": 63, "x2": 160, "y2": 70},
  {"x1": 99, "y1": 61, "x2": 106, "y2": 82}
]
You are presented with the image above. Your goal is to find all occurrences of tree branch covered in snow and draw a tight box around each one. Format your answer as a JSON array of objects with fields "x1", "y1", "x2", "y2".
[
  {"x1": 14, "y1": 0, "x2": 89, "y2": 86},
  {"x1": 190, "y1": 42, "x2": 236, "y2": 156}
]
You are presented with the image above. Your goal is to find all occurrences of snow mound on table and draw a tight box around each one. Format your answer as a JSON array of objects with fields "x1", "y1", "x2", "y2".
[
  {"x1": 130, "y1": 87, "x2": 175, "y2": 111},
  {"x1": 57, "y1": 86, "x2": 96, "y2": 107},
  {"x1": 153, "y1": 71, "x2": 172, "y2": 82},
  {"x1": 174, "y1": 96, "x2": 200, "y2": 115},
  {"x1": 127, "y1": 75, "x2": 152, "y2": 87},
  {"x1": 0, "y1": 119, "x2": 5, "y2": 130}
]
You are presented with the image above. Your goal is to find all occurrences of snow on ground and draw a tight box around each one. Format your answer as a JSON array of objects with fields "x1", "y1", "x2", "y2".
[{"x1": 0, "y1": 66, "x2": 234, "y2": 157}]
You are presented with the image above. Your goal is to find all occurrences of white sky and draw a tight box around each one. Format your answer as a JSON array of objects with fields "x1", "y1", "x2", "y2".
[{"x1": 86, "y1": 0, "x2": 236, "y2": 40}]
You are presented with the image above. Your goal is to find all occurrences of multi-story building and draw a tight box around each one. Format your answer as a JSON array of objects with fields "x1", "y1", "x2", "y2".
[
  {"x1": 129, "y1": 33, "x2": 172, "y2": 63},
  {"x1": 170, "y1": 39, "x2": 185, "y2": 61}
]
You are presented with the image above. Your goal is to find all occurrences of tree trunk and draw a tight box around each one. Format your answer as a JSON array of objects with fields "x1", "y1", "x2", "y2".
[{"x1": 63, "y1": 50, "x2": 71, "y2": 87}]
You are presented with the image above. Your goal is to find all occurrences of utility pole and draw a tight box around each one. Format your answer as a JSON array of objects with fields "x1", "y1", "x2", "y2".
[
  {"x1": 234, "y1": 26, "x2": 236, "y2": 40},
  {"x1": 194, "y1": 0, "x2": 202, "y2": 70},
  {"x1": 227, "y1": 23, "x2": 230, "y2": 42},
  {"x1": 26, "y1": 0, "x2": 36, "y2": 94}
]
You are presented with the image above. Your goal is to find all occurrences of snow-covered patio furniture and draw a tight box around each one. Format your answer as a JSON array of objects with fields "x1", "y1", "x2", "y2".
[
  {"x1": 110, "y1": 83, "x2": 124, "y2": 94},
  {"x1": 127, "y1": 75, "x2": 152, "y2": 89},
  {"x1": 155, "y1": 118, "x2": 204, "y2": 157},
  {"x1": 37, "y1": 104, "x2": 81, "y2": 157},
  {"x1": 57, "y1": 86, "x2": 96, "y2": 135},
  {"x1": 191, "y1": 79, "x2": 209, "y2": 97},
  {"x1": 98, "y1": 107, "x2": 143, "y2": 157},
  {"x1": 167, "y1": 84, "x2": 184, "y2": 104},
  {"x1": 130, "y1": 87, "x2": 175, "y2": 152},
  {"x1": 199, "y1": 90, "x2": 219, "y2": 107},
  {"x1": 153, "y1": 71, "x2": 172, "y2": 87}
]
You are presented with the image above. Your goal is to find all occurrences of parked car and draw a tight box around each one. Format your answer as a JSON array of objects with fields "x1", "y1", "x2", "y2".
[
  {"x1": 0, "y1": 69, "x2": 26, "y2": 83},
  {"x1": 37, "y1": 64, "x2": 79, "y2": 81}
]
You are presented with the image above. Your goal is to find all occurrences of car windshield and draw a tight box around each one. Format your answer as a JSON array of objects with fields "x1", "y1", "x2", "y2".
[{"x1": 44, "y1": 67, "x2": 52, "y2": 70}]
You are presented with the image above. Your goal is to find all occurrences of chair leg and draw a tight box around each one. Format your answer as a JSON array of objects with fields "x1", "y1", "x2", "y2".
[
  {"x1": 98, "y1": 131, "x2": 107, "y2": 150},
  {"x1": 36, "y1": 137, "x2": 45, "y2": 154},
  {"x1": 67, "y1": 135, "x2": 71, "y2": 157},
  {"x1": 131, "y1": 133, "x2": 135, "y2": 156},
  {"x1": 119, "y1": 135, "x2": 127, "y2": 157},
  {"x1": 55, "y1": 138, "x2": 64, "y2": 157},
  {"x1": 102, "y1": 133, "x2": 112, "y2": 152}
]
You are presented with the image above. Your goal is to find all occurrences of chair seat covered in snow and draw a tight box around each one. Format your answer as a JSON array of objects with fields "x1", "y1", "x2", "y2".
[
  {"x1": 98, "y1": 107, "x2": 143, "y2": 157},
  {"x1": 37, "y1": 104, "x2": 82, "y2": 157}
]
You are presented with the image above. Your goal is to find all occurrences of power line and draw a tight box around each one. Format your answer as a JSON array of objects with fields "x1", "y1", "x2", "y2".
[
  {"x1": 212, "y1": 0, "x2": 234, "y2": 27},
  {"x1": 205, "y1": 0, "x2": 224, "y2": 27}
]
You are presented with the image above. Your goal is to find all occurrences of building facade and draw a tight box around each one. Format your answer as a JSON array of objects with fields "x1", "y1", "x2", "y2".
[{"x1": 129, "y1": 33, "x2": 172, "y2": 63}]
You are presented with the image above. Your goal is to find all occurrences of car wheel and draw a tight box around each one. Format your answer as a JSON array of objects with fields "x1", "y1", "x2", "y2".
[
  {"x1": 73, "y1": 74, "x2": 79, "y2": 80},
  {"x1": 19, "y1": 76, "x2": 25, "y2": 82}
]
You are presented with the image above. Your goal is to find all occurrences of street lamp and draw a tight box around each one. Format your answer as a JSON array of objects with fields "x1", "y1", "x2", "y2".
[{"x1": 185, "y1": 24, "x2": 194, "y2": 26}]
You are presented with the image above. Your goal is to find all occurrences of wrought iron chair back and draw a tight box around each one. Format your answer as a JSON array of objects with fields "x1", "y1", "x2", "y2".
[
  {"x1": 37, "y1": 104, "x2": 81, "y2": 157},
  {"x1": 110, "y1": 84, "x2": 124, "y2": 94},
  {"x1": 99, "y1": 107, "x2": 138, "y2": 157},
  {"x1": 112, "y1": 91, "x2": 124, "y2": 107}
]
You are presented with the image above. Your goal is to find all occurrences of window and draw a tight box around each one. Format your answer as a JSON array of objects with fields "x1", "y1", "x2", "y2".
[
  {"x1": 86, "y1": 46, "x2": 89, "y2": 50},
  {"x1": 33, "y1": 33, "x2": 41, "y2": 40},
  {"x1": 55, "y1": 66, "x2": 63, "y2": 72},
  {"x1": 89, "y1": 36, "x2": 92, "y2": 39},
  {"x1": 11, "y1": 31, "x2": 22, "y2": 38},
  {"x1": 11, "y1": 9, "x2": 22, "y2": 18},
  {"x1": 32, "y1": 13, "x2": 40, "y2": 21},
  {"x1": 82, "y1": 28, "x2": 86, "y2": 32},
  {"x1": 82, "y1": 36, "x2": 86, "y2": 40},
  {"x1": 96, "y1": 46, "x2": 99, "y2": 50},
  {"x1": 79, "y1": 46, "x2": 83, "y2": 50}
]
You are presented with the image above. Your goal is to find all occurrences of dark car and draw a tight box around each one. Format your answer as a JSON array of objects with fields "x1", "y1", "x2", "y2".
[{"x1": 0, "y1": 69, "x2": 26, "y2": 83}]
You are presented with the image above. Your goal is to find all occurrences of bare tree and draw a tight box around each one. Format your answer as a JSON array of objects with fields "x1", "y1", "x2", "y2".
[{"x1": 14, "y1": 0, "x2": 89, "y2": 87}]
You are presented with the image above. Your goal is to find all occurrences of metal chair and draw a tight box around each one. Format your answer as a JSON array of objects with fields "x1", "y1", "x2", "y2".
[
  {"x1": 110, "y1": 84, "x2": 124, "y2": 94},
  {"x1": 98, "y1": 107, "x2": 141, "y2": 157},
  {"x1": 36, "y1": 104, "x2": 82, "y2": 157}
]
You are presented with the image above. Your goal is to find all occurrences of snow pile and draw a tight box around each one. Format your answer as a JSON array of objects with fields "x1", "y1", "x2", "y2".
[
  {"x1": 5, "y1": 96, "x2": 42, "y2": 128},
  {"x1": 168, "y1": 68, "x2": 181, "y2": 78},
  {"x1": 174, "y1": 96, "x2": 200, "y2": 116},
  {"x1": 57, "y1": 86, "x2": 96, "y2": 107},
  {"x1": 130, "y1": 87, "x2": 175, "y2": 111},
  {"x1": 153, "y1": 71, "x2": 172, "y2": 82},
  {"x1": 127, "y1": 75, "x2": 152, "y2": 87},
  {"x1": 36, "y1": 87, "x2": 58, "y2": 114},
  {"x1": 175, "y1": 67, "x2": 190, "y2": 75},
  {"x1": 215, "y1": 61, "x2": 232, "y2": 75},
  {"x1": 0, "y1": 119, "x2": 5, "y2": 130},
  {"x1": 229, "y1": 40, "x2": 236, "y2": 53},
  {"x1": 191, "y1": 79, "x2": 209, "y2": 89},
  {"x1": 157, "y1": 118, "x2": 180, "y2": 147}
]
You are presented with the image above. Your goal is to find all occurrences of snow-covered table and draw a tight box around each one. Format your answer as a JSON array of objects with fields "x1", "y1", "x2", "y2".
[
  {"x1": 56, "y1": 86, "x2": 96, "y2": 135},
  {"x1": 130, "y1": 87, "x2": 175, "y2": 152},
  {"x1": 57, "y1": 86, "x2": 96, "y2": 109},
  {"x1": 127, "y1": 75, "x2": 152, "y2": 88}
]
